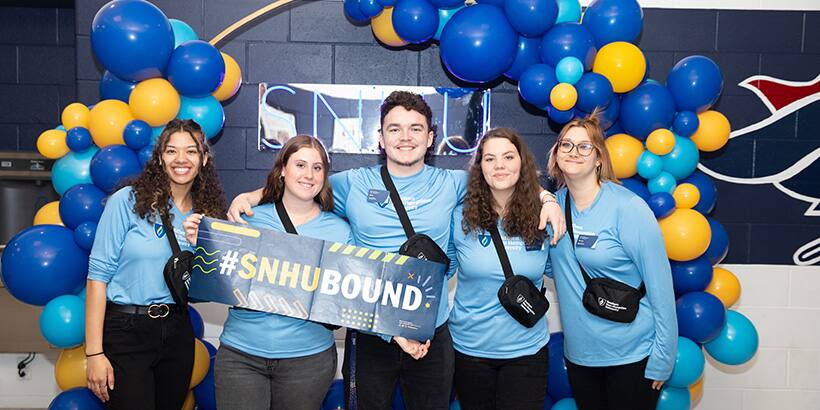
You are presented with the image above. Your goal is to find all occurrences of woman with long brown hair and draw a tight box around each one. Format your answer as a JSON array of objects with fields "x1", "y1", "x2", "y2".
[
  {"x1": 448, "y1": 128, "x2": 553, "y2": 409},
  {"x1": 85, "y1": 119, "x2": 226, "y2": 409}
]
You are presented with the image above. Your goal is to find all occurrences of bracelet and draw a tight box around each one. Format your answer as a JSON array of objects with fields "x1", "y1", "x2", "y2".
[
  {"x1": 85, "y1": 351, "x2": 105, "y2": 358},
  {"x1": 541, "y1": 198, "x2": 558, "y2": 206},
  {"x1": 539, "y1": 191, "x2": 556, "y2": 203}
]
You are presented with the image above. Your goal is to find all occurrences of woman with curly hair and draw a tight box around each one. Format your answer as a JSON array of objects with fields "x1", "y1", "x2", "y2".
[
  {"x1": 85, "y1": 119, "x2": 226, "y2": 409},
  {"x1": 448, "y1": 128, "x2": 552, "y2": 410}
]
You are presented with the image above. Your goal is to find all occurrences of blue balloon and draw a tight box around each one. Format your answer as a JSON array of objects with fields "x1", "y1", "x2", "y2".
[
  {"x1": 440, "y1": 5, "x2": 518, "y2": 83},
  {"x1": 555, "y1": 0, "x2": 581, "y2": 23},
  {"x1": 676, "y1": 291, "x2": 726, "y2": 344},
  {"x1": 393, "y1": 0, "x2": 440, "y2": 43},
  {"x1": 429, "y1": 0, "x2": 465, "y2": 7},
  {"x1": 434, "y1": 6, "x2": 464, "y2": 41},
  {"x1": 548, "y1": 106, "x2": 576, "y2": 124},
  {"x1": 178, "y1": 96, "x2": 225, "y2": 140},
  {"x1": 670, "y1": 256, "x2": 713, "y2": 295},
  {"x1": 193, "y1": 340, "x2": 217, "y2": 410},
  {"x1": 90, "y1": 0, "x2": 174, "y2": 81},
  {"x1": 540, "y1": 23, "x2": 597, "y2": 70},
  {"x1": 476, "y1": 0, "x2": 506, "y2": 5},
  {"x1": 392, "y1": 381, "x2": 406, "y2": 410},
  {"x1": 596, "y1": 93, "x2": 620, "y2": 130},
  {"x1": 656, "y1": 386, "x2": 690, "y2": 410},
  {"x1": 322, "y1": 380, "x2": 345, "y2": 410},
  {"x1": 636, "y1": 150, "x2": 663, "y2": 179},
  {"x1": 704, "y1": 217, "x2": 729, "y2": 265},
  {"x1": 620, "y1": 81, "x2": 676, "y2": 139},
  {"x1": 504, "y1": 36, "x2": 542, "y2": 81},
  {"x1": 52, "y1": 148, "x2": 99, "y2": 195},
  {"x1": 555, "y1": 56, "x2": 584, "y2": 84},
  {"x1": 680, "y1": 170, "x2": 717, "y2": 214},
  {"x1": 581, "y1": 0, "x2": 643, "y2": 47},
  {"x1": 169, "y1": 19, "x2": 198, "y2": 48},
  {"x1": 99, "y1": 70, "x2": 138, "y2": 103},
  {"x1": 519, "y1": 64, "x2": 558, "y2": 107},
  {"x1": 49, "y1": 387, "x2": 104, "y2": 410},
  {"x1": 138, "y1": 144, "x2": 154, "y2": 169},
  {"x1": 76, "y1": 286, "x2": 87, "y2": 300},
  {"x1": 90, "y1": 145, "x2": 141, "y2": 193},
  {"x1": 504, "y1": 0, "x2": 558, "y2": 38},
  {"x1": 40, "y1": 294, "x2": 85, "y2": 348},
  {"x1": 551, "y1": 398, "x2": 578, "y2": 410},
  {"x1": 666, "y1": 55, "x2": 723, "y2": 113},
  {"x1": 605, "y1": 120, "x2": 623, "y2": 136},
  {"x1": 344, "y1": 0, "x2": 370, "y2": 23},
  {"x1": 189, "y1": 305, "x2": 205, "y2": 339},
  {"x1": 166, "y1": 40, "x2": 226, "y2": 98},
  {"x1": 66, "y1": 127, "x2": 93, "y2": 152},
  {"x1": 59, "y1": 184, "x2": 106, "y2": 229},
  {"x1": 704, "y1": 310, "x2": 759, "y2": 365},
  {"x1": 123, "y1": 120, "x2": 152, "y2": 150},
  {"x1": 544, "y1": 395, "x2": 554, "y2": 409},
  {"x1": 359, "y1": 0, "x2": 385, "y2": 18},
  {"x1": 667, "y1": 337, "x2": 705, "y2": 388},
  {"x1": 647, "y1": 192, "x2": 675, "y2": 219},
  {"x1": 661, "y1": 135, "x2": 699, "y2": 180},
  {"x1": 547, "y1": 332, "x2": 573, "y2": 400},
  {"x1": 73, "y1": 221, "x2": 98, "y2": 251},
  {"x1": 673, "y1": 111, "x2": 699, "y2": 138},
  {"x1": 648, "y1": 171, "x2": 677, "y2": 194},
  {"x1": 620, "y1": 176, "x2": 650, "y2": 202}
]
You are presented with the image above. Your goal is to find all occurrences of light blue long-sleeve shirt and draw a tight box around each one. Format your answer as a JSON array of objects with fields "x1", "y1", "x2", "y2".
[{"x1": 548, "y1": 182, "x2": 678, "y2": 381}]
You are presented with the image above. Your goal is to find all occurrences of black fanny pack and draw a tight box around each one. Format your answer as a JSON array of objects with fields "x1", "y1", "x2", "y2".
[
  {"x1": 489, "y1": 223, "x2": 549, "y2": 328},
  {"x1": 565, "y1": 195, "x2": 645, "y2": 323},
  {"x1": 160, "y1": 212, "x2": 194, "y2": 307}
]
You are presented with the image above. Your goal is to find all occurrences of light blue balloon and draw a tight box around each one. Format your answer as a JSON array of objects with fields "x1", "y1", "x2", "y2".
[
  {"x1": 51, "y1": 147, "x2": 99, "y2": 195},
  {"x1": 662, "y1": 135, "x2": 700, "y2": 180},
  {"x1": 555, "y1": 56, "x2": 584, "y2": 84},
  {"x1": 657, "y1": 386, "x2": 691, "y2": 410},
  {"x1": 40, "y1": 294, "x2": 85, "y2": 348},
  {"x1": 667, "y1": 336, "x2": 705, "y2": 388},
  {"x1": 76, "y1": 286, "x2": 87, "y2": 300},
  {"x1": 151, "y1": 126, "x2": 164, "y2": 144},
  {"x1": 636, "y1": 151, "x2": 663, "y2": 179},
  {"x1": 704, "y1": 310, "x2": 759, "y2": 365},
  {"x1": 170, "y1": 19, "x2": 198, "y2": 48},
  {"x1": 434, "y1": 6, "x2": 464, "y2": 41},
  {"x1": 555, "y1": 0, "x2": 581, "y2": 23},
  {"x1": 648, "y1": 171, "x2": 677, "y2": 194},
  {"x1": 551, "y1": 398, "x2": 578, "y2": 410},
  {"x1": 178, "y1": 96, "x2": 225, "y2": 140},
  {"x1": 56, "y1": 125, "x2": 66, "y2": 131}
]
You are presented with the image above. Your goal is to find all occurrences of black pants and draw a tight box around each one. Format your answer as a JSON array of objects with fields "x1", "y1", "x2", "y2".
[
  {"x1": 103, "y1": 307, "x2": 195, "y2": 410},
  {"x1": 453, "y1": 345, "x2": 549, "y2": 410},
  {"x1": 565, "y1": 357, "x2": 660, "y2": 410},
  {"x1": 342, "y1": 324, "x2": 455, "y2": 410}
]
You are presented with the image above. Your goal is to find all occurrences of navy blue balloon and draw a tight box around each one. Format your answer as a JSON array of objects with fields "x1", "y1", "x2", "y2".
[
  {"x1": 166, "y1": 40, "x2": 226, "y2": 98},
  {"x1": 377, "y1": 0, "x2": 398, "y2": 6},
  {"x1": 59, "y1": 183, "x2": 106, "y2": 230},
  {"x1": 547, "y1": 332, "x2": 573, "y2": 400},
  {"x1": 504, "y1": 0, "x2": 558, "y2": 38},
  {"x1": 575, "y1": 72, "x2": 614, "y2": 112},
  {"x1": 666, "y1": 55, "x2": 723, "y2": 113},
  {"x1": 66, "y1": 127, "x2": 93, "y2": 152},
  {"x1": 671, "y1": 256, "x2": 713, "y2": 295},
  {"x1": 322, "y1": 380, "x2": 345, "y2": 410},
  {"x1": 647, "y1": 192, "x2": 675, "y2": 218},
  {"x1": 673, "y1": 110, "x2": 700, "y2": 138},
  {"x1": 429, "y1": 0, "x2": 465, "y2": 8},
  {"x1": 123, "y1": 120, "x2": 152, "y2": 150},
  {"x1": 49, "y1": 387, "x2": 104, "y2": 410},
  {"x1": 548, "y1": 106, "x2": 576, "y2": 124},
  {"x1": 393, "y1": 0, "x2": 440, "y2": 43},
  {"x1": 440, "y1": 4, "x2": 519, "y2": 83},
  {"x1": 704, "y1": 217, "x2": 729, "y2": 265},
  {"x1": 90, "y1": 145, "x2": 142, "y2": 193},
  {"x1": 73, "y1": 221, "x2": 98, "y2": 251},
  {"x1": 193, "y1": 353, "x2": 216, "y2": 410},
  {"x1": 344, "y1": 0, "x2": 370, "y2": 23},
  {"x1": 99, "y1": 70, "x2": 137, "y2": 102},
  {"x1": 540, "y1": 22, "x2": 597, "y2": 69},
  {"x1": 593, "y1": 93, "x2": 620, "y2": 130},
  {"x1": 90, "y1": 0, "x2": 174, "y2": 82},
  {"x1": 504, "y1": 36, "x2": 542, "y2": 81},
  {"x1": 518, "y1": 63, "x2": 557, "y2": 107},
  {"x1": 680, "y1": 170, "x2": 717, "y2": 214},
  {"x1": 137, "y1": 144, "x2": 154, "y2": 169},
  {"x1": 620, "y1": 81, "x2": 676, "y2": 139},
  {"x1": 189, "y1": 305, "x2": 205, "y2": 339},
  {"x1": 476, "y1": 0, "x2": 506, "y2": 5},
  {"x1": 359, "y1": 0, "x2": 385, "y2": 18},
  {"x1": 605, "y1": 120, "x2": 624, "y2": 136},
  {"x1": 621, "y1": 176, "x2": 650, "y2": 202},
  {"x1": 581, "y1": 0, "x2": 643, "y2": 47},
  {"x1": 676, "y1": 291, "x2": 726, "y2": 344}
]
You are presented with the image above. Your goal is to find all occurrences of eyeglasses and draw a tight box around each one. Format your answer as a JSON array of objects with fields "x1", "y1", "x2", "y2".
[{"x1": 557, "y1": 140, "x2": 595, "y2": 157}]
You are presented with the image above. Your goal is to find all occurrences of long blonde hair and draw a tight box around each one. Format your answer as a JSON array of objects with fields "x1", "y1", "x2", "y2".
[{"x1": 547, "y1": 112, "x2": 619, "y2": 188}]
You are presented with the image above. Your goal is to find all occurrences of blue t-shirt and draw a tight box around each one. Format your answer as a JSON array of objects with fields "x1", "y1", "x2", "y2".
[
  {"x1": 548, "y1": 182, "x2": 677, "y2": 381},
  {"x1": 330, "y1": 165, "x2": 468, "y2": 332},
  {"x1": 449, "y1": 205, "x2": 551, "y2": 359},
  {"x1": 88, "y1": 186, "x2": 193, "y2": 305},
  {"x1": 219, "y1": 204, "x2": 353, "y2": 359}
]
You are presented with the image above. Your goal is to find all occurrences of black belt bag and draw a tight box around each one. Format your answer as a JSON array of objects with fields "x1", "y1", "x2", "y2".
[
  {"x1": 160, "y1": 212, "x2": 194, "y2": 307},
  {"x1": 566, "y1": 195, "x2": 645, "y2": 323}
]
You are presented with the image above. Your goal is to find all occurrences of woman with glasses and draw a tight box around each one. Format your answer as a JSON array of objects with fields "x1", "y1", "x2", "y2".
[
  {"x1": 546, "y1": 115, "x2": 677, "y2": 410},
  {"x1": 85, "y1": 119, "x2": 227, "y2": 409}
]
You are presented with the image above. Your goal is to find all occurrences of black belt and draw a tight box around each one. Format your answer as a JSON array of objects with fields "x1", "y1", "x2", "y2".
[{"x1": 107, "y1": 302, "x2": 185, "y2": 319}]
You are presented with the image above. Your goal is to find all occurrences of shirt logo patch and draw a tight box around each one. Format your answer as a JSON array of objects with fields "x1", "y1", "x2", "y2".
[
  {"x1": 367, "y1": 189, "x2": 390, "y2": 208},
  {"x1": 479, "y1": 234, "x2": 491, "y2": 247},
  {"x1": 154, "y1": 223, "x2": 166, "y2": 238}
]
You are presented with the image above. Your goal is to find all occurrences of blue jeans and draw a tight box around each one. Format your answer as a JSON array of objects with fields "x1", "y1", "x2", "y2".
[{"x1": 215, "y1": 344, "x2": 337, "y2": 410}]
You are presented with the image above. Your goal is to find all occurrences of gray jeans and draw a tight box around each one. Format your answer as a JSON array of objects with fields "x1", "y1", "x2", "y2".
[{"x1": 215, "y1": 343, "x2": 337, "y2": 410}]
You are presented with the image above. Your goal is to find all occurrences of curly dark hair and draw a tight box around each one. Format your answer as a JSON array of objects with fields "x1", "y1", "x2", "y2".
[
  {"x1": 379, "y1": 90, "x2": 437, "y2": 159},
  {"x1": 462, "y1": 128, "x2": 546, "y2": 246},
  {"x1": 130, "y1": 119, "x2": 227, "y2": 223},
  {"x1": 259, "y1": 134, "x2": 334, "y2": 211}
]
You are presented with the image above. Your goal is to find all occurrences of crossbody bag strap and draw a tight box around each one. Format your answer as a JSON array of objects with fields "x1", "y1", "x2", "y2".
[
  {"x1": 160, "y1": 211, "x2": 182, "y2": 255},
  {"x1": 274, "y1": 200, "x2": 298, "y2": 235},
  {"x1": 380, "y1": 165, "x2": 416, "y2": 239},
  {"x1": 487, "y1": 223, "x2": 514, "y2": 279},
  {"x1": 564, "y1": 195, "x2": 592, "y2": 286}
]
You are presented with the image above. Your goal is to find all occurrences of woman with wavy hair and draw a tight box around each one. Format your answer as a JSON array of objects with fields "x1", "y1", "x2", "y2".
[
  {"x1": 448, "y1": 128, "x2": 553, "y2": 410},
  {"x1": 85, "y1": 119, "x2": 226, "y2": 409}
]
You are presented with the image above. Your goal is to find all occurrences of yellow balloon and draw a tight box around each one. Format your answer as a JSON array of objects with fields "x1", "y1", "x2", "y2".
[
  {"x1": 550, "y1": 83, "x2": 578, "y2": 111},
  {"x1": 190, "y1": 338, "x2": 210, "y2": 388},
  {"x1": 129, "y1": 78, "x2": 180, "y2": 127},
  {"x1": 182, "y1": 390, "x2": 195, "y2": 410},
  {"x1": 372, "y1": 7, "x2": 408, "y2": 48},
  {"x1": 646, "y1": 128, "x2": 676, "y2": 155},
  {"x1": 62, "y1": 103, "x2": 90, "y2": 130},
  {"x1": 604, "y1": 133, "x2": 644, "y2": 179},
  {"x1": 689, "y1": 376, "x2": 704, "y2": 403},
  {"x1": 691, "y1": 110, "x2": 730, "y2": 152},
  {"x1": 673, "y1": 183, "x2": 700, "y2": 209},
  {"x1": 88, "y1": 99, "x2": 133, "y2": 147},
  {"x1": 55, "y1": 345, "x2": 87, "y2": 391},
  {"x1": 659, "y1": 208, "x2": 711, "y2": 262},
  {"x1": 213, "y1": 52, "x2": 242, "y2": 102},
  {"x1": 705, "y1": 267, "x2": 741, "y2": 308},
  {"x1": 592, "y1": 41, "x2": 646, "y2": 93},
  {"x1": 37, "y1": 129, "x2": 69, "y2": 159},
  {"x1": 34, "y1": 201, "x2": 64, "y2": 226}
]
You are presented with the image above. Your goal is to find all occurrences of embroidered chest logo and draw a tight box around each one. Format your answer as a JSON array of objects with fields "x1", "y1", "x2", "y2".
[
  {"x1": 367, "y1": 189, "x2": 390, "y2": 208},
  {"x1": 154, "y1": 223, "x2": 166, "y2": 238},
  {"x1": 479, "y1": 234, "x2": 491, "y2": 247}
]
